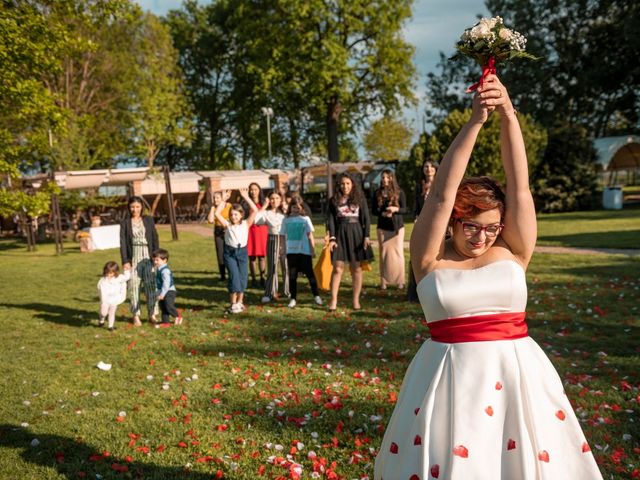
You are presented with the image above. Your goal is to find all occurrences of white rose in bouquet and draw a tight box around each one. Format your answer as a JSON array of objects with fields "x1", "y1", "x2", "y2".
[{"x1": 452, "y1": 16, "x2": 538, "y2": 91}]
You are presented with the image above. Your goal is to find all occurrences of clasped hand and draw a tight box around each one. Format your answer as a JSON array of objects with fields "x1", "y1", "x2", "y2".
[{"x1": 470, "y1": 75, "x2": 515, "y2": 124}]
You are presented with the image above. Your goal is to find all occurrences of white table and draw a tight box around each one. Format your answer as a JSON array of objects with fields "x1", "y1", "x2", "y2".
[{"x1": 88, "y1": 224, "x2": 120, "y2": 250}]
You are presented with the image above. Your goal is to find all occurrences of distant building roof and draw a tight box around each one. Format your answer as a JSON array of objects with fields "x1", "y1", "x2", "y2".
[{"x1": 594, "y1": 135, "x2": 640, "y2": 170}]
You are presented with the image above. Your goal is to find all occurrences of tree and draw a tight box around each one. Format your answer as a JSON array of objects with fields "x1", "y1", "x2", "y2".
[
  {"x1": 41, "y1": 0, "x2": 144, "y2": 170},
  {"x1": 166, "y1": 0, "x2": 237, "y2": 170},
  {"x1": 281, "y1": 0, "x2": 417, "y2": 163},
  {"x1": 532, "y1": 124, "x2": 600, "y2": 212},
  {"x1": 421, "y1": 109, "x2": 547, "y2": 184},
  {"x1": 363, "y1": 116, "x2": 413, "y2": 162},
  {"x1": 0, "y1": 1, "x2": 69, "y2": 223},
  {"x1": 130, "y1": 13, "x2": 193, "y2": 167},
  {"x1": 425, "y1": 0, "x2": 640, "y2": 138}
]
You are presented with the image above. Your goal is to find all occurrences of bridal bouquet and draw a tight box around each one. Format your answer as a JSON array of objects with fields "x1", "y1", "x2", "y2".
[{"x1": 452, "y1": 16, "x2": 537, "y2": 92}]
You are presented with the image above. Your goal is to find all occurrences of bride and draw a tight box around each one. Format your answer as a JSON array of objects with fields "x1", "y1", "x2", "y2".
[{"x1": 374, "y1": 75, "x2": 603, "y2": 479}]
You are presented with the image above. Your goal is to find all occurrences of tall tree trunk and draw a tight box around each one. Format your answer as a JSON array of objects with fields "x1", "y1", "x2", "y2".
[
  {"x1": 288, "y1": 115, "x2": 299, "y2": 169},
  {"x1": 326, "y1": 97, "x2": 342, "y2": 163},
  {"x1": 208, "y1": 114, "x2": 217, "y2": 169}
]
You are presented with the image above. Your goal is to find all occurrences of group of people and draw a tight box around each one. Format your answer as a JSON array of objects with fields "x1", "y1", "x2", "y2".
[
  {"x1": 207, "y1": 186, "x2": 321, "y2": 313},
  {"x1": 97, "y1": 196, "x2": 182, "y2": 331},
  {"x1": 93, "y1": 74, "x2": 603, "y2": 479}
]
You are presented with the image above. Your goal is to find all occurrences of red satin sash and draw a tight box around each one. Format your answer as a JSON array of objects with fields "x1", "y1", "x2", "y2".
[{"x1": 428, "y1": 312, "x2": 528, "y2": 343}]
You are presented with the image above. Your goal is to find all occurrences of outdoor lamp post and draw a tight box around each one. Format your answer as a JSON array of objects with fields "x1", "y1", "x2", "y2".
[{"x1": 261, "y1": 106, "x2": 273, "y2": 162}]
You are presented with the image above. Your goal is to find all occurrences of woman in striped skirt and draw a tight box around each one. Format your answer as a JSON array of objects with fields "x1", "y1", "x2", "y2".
[
  {"x1": 120, "y1": 196, "x2": 159, "y2": 326},
  {"x1": 246, "y1": 191, "x2": 289, "y2": 303}
]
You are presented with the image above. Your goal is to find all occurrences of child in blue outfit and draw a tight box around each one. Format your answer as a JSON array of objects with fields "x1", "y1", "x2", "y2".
[
  {"x1": 281, "y1": 194, "x2": 322, "y2": 308},
  {"x1": 152, "y1": 249, "x2": 183, "y2": 325}
]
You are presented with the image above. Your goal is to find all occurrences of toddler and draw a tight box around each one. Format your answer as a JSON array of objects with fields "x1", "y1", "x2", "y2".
[
  {"x1": 97, "y1": 261, "x2": 131, "y2": 331},
  {"x1": 153, "y1": 248, "x2": 183, "y2": 325}
]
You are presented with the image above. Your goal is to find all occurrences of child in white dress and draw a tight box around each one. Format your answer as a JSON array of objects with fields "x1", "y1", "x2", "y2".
[{"x1": 97, "y1": 261, "x2": 131, "y2": 331}]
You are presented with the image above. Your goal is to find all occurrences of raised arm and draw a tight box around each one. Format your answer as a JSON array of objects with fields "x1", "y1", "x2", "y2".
[
  {"x1": 238, "y1": 188, "x2": 259, "y2": 226},
  {"x1": 410, "y1": 92, "x2": 493, "y2": 279},
  {"x1": 490, "y1": 76, "x2": 537, "y2": 267}
]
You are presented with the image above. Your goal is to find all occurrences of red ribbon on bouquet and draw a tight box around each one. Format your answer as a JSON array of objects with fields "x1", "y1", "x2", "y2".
[{"x1": 467, "y1": 56, "x2": 496, "y2": 92}]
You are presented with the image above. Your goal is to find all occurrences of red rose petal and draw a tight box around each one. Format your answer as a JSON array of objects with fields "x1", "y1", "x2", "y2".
[
  {"x1": 507, "y1": 439, "x2": 516, "y2": 450},
  {"x1": 538, "y1": 450, "x2": 550, "y2": 462},
  {"x1": 390, "y1": 442, "x2": 398, "y2": 454},
  {"x1": 485, "y1": 406, "x2": 494, "y2": 416},
  {"x1": 495, "y1": 381, "x2": 503, "y2": 390},
  {"x1": 582, "y1": 442, "x2": 591, "y2": 453},
  {"x1": 555, "y1": 410, "x2": 566, "y2": 421},
  {"x1": 414, "y1": 435, "x2": 422, "y2": 445},
  {"x1": 453, "y1": 445, "x2": 468, "y2": 458},
  {"x1": 430, "y1": 464, "x2": 440, "y2": 478}
]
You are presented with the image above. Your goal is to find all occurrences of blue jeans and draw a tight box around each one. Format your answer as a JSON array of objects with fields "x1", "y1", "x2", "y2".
[{"x1": 223, "y1": 245, "x2": 248, "y2": 293}]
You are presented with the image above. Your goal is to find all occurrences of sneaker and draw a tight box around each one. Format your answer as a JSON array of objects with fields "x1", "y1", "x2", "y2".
[
  {"x1": 288, "y1": 299, "x2": 297, "y2": 308},
  {"x1": 314, "y1": 296, "x2": 323, "y2": 306},
  {"x1": 108, "y1": 327, "x2": 115, "y2": 332},
  {"x1": 98, "y1": 318, "x2": 105, "y2": 327},
  {"x1": 230, "y1": 303, "x2": 242, "y2": 313},
  {"x1": 261, "y1": 296, "x2": 272, "y2": 304}
]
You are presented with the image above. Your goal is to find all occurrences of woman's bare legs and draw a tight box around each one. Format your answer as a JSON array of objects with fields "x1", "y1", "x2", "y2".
[
  {"x1": 350, "y1": 262, "x2": 363, "y2": 309},
  {"x1": 329, "y1": 261, "x2": 345, "y2": 310}
]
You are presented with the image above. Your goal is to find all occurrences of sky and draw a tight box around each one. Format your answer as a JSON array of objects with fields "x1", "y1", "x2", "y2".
[{"x1": 135, "y1": 0, "x2": 488, "y2": 144}]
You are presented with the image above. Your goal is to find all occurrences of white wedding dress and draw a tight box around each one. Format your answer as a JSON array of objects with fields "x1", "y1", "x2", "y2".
[{"x1": 374, "y1": 260, "x2": 603, "y2": 480}]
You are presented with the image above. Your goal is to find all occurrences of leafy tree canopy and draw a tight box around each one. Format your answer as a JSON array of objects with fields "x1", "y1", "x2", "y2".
[{"x1": 363, "y1": 116, "x2": 413, "y2": 162}]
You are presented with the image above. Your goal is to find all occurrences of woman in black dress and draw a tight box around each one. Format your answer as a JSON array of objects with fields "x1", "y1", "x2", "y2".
[
  {"x1": 327, "y1": 172, "x2": 372, "y2": 310},
  {"x1": 407, "y1": 159, "x2": 439, "y2": 302},
  {"x1": 372, "y1": 169, "x2": 407, "y2": 290}
]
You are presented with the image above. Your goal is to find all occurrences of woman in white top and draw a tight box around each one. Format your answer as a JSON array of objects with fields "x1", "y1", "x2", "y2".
[
  {"x1": 374, "y1": 76, "x2": 603, "y2": 479},
  {"x1": 213, "y1": 188, "x2": 257, "y2": 314},
  {"x1": 246, "y1": 191, "x2": 290, "y2": 303}
]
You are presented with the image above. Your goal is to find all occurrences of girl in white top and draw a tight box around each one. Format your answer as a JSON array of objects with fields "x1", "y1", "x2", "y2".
[
  {"x1": 97, "y1": 261, "x2": 131, "y2": 331},
  {"x1": 213, "y1": 188, "x2": 257, "y2": 313},
  {"x1": 247, "y1": 191, "x2": 289, "y2": 303}
]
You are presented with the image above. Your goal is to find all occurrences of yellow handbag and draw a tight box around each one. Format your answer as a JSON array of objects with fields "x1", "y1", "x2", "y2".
[{"x1": 313, "y1": 245, "x2": 333, "y2": 291}]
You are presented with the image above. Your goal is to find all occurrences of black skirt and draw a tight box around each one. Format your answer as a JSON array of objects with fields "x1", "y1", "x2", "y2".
[{"x1": 332, "y1": 222, "x2": 374, "y2": 263}]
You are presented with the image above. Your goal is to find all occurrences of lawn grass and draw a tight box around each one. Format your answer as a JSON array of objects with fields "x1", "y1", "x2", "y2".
[
  {"x1": 536, "y1": 205, "x2": 640, "y2": 249},
  {"x1": 311, "y1": 204, "x2": 639, "y2": 250},
  {"x1": 0, "y1": 232, "x2": 638, "y2": 479}
]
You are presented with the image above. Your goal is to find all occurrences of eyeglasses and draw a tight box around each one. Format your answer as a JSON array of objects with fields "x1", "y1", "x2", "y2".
[{"x1": 456, "y1": 219, "x2": 504, "y2": 237}]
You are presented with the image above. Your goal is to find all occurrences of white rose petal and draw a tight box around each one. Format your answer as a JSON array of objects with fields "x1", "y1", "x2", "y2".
[{"x1": 96, "y1": 361, "x2": 112, "y2": 371}]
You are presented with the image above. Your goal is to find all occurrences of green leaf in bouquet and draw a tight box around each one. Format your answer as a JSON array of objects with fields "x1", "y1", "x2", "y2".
[{"x1": 473, "y1": 40, "x2": 487, "y2": 51}]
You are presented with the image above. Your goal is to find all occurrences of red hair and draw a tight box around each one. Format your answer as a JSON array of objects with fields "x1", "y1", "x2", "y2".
[{"x1": 451, "y1": 177, "x2": 505, "y2": 220}]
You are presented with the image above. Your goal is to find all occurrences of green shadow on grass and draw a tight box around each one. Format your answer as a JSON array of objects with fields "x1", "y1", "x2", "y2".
[
  {"x1": 0, "y1": 424, "x2": 218, "y2": 479},
  {"x1": 0, "y1": 302, "x2": 95, "y2": 328}
]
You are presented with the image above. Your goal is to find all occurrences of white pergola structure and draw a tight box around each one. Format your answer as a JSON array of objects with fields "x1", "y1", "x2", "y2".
[{"x1": 594, "y1": 135, "x2": 640, "y2": 186}]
